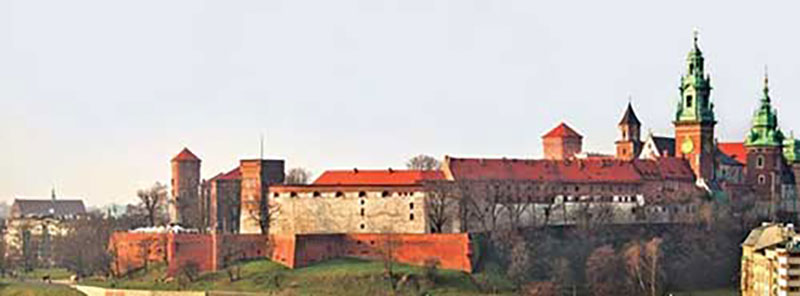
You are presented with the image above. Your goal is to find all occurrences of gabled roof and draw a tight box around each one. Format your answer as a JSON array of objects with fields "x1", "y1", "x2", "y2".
[
  {"x1": 718, "y1": 142, "x2": 746, "y2": 165},
  {"x1": 444, "y1": 156, "x2": 694, "y2": 183},
  {"x1": 619, "y1": 103, "x2": 641, "y2": 126},
  {"x1": 542, "y1": 123, "x2": 583, "y2": 139},
  {"x1": 209, "y1": 167, "x2": 241, "y2": 182},
  {"x1": 11, "y1": 199, "x2": 86, "y2": 218},
  {"x1": 172, "y1": 148, "x2": 200, "y2": 162},
  {"x1": 641, "y1": 135, "x2": 675, "y2": 159},
  {"x1": 313, "y1": 169, "x2": 445, "y2": 186},
  {"x1": 652, "y1": 137, "x2": 676, "y2": 157},
  {"x1": 742, "y1": 223, "x2": 791, "y2": 250}
]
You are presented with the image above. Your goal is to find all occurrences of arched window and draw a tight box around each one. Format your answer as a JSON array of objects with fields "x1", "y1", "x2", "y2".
[
  {"x1": 382, "y1": 191, "x2": 390, "y2": 197},
  {"x1": 686, "y1": 95, "x2": 693, "y2": 108},
  {"x1": 757, "y1": 155, "x2": 765, "y2": 168},
  {"x1": 758, "y1": 175, "x2": 766, "y2": 185},
  {"x1": 335, "y1": 191, "x2": 344, "y2": 198}
]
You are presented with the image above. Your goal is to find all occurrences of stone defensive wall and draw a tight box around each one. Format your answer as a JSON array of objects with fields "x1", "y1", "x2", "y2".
[{"x1": 111, "y1": 232, "x2": 474, "y2": 276}]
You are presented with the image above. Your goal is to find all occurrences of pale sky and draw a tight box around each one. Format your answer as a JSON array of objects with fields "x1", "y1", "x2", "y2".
[{"x1": 2, "y1": 0, "x2": 800, "y2": 207}]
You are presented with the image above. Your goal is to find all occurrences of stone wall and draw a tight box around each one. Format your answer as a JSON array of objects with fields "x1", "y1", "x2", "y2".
[{"x1": 269, "y1": 186, "x2": 428, "y2": 235}]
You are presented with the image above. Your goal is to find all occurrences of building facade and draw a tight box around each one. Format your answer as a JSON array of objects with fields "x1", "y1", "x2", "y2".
[{"x1": 741, "y1": 223, "x2": 800, "y2": 296}]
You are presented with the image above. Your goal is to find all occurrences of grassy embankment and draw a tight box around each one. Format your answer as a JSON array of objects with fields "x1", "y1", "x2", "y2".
[
  {"x1": 82, "y1": 258, "x2": 514, "y2": 295},
  {"x1": 0, "y1": 268, "x2": 82, "y2": 296}
]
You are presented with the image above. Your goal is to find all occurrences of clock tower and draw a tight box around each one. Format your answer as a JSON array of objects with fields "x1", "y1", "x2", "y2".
[{"x1": 674, "y1": 30, "x2": 716, "y2": 181}]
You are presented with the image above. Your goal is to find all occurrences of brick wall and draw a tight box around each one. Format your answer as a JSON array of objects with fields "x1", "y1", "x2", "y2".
[
  {"x1": 266, "y1": 233, "x2": 474, "y2": 272},
  {"x1": 111, "y1": 232, "x2": 473, "y2": 276},
  {"x1": 109, "y1": 233, "x2": 169, "y2": 275}
]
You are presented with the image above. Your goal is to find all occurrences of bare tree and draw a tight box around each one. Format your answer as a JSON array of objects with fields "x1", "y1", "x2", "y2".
[
  {"x1": 406, "y1": 155, "x2": 441, "y2": 171},
  {"x1": 285, "y1": 168, "x2": 312, "y2": 185},
  {"x1": 623, "y1": 238, "x2": 664, "y2": 296},
  {"x1": 54, "y1": 215, "x2": 112, "y2": 277},
  {"x1": 137, "y1": 183, "x2": 167, "y2": 227},
  {"x1": 585, "y1": 245, "x2": 627, "y2": 296},
  {"x1": 423, "y1": 181, "x2": 457, "y2": 233},
  {"x1": 246, "y1": 198, "x2": 281, "y2": 235}
]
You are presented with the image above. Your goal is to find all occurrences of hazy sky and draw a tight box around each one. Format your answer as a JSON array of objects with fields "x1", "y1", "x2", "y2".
[{"x1": 2, "y1": 1, "x2": 800, "y2": 206}]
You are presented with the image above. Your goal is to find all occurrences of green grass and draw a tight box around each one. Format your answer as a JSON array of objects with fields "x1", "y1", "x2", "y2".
[
  {"x1": 671, "y1": 288, "x2": 739, "y2": 296},
  {"x1": 16, "y1": 268, "x2": 73, "y2": 281},
  {"x1": 0, "y1": 280, "x2": 84, "y2": 296},
  {"x1": 82, "y1": 258, "x2": 515, "y2": 295}
]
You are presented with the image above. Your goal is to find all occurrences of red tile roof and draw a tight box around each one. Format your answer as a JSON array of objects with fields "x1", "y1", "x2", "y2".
[
  {"x1": 444, "y1": 156, "x2": 694, "y2": 183},
  {"x1": 209, "y1": 167, "x2": 241, "y2": 182},
  {"x1": 542, "y1": 123, "x2": 582, "y2": 139},
  {"x1": 313, "y1": 169, "x2": 445, "y2": 186},
  {"x1": 718, "y1": 142, "x2": 747, "y2": 165},
  {"x1": 172, "y1": 148, "x2": 200, "y2": 162}
]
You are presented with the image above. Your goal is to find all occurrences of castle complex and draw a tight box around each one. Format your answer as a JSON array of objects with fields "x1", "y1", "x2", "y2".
[{"x1": 114, "y1": 32, "x2": 800, "y2": 275}]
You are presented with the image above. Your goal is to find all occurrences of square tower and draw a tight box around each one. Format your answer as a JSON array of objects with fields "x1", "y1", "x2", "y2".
[{"x1": 239, "y1": 159, "x2": 285, "y2": 234}]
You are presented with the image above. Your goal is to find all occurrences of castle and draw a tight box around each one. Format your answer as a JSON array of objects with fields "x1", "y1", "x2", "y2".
[{"x1": 112, "y1": 32, "x2": 800, "y2": 275}]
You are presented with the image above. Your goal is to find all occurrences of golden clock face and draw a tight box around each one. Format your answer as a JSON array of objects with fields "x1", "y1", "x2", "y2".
[{"x1": 681, "y1": 137, "x2": 694, "y2": 154}]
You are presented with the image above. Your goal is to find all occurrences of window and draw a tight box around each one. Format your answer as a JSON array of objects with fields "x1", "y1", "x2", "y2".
[
  {"x1": 290, "y1": 192, "x2": 298, "y2": 198},
  {"x1": 409, "y1": 213, "x2": 415, "y2": 221},
  {"x1": 313, "y1": 191, "x2": 321, "y2": 197},
  {"x1": 382, "y1": 191, "x2": 390, "y2": 197},
  {"x1": 360, "y1": 209, "x2": 365, "y2": 216},
  {"x1": 359, "y1": 191, "x2": 367, "y2": 197},
  {"x1": 360, "y1": 224, "x2": 365, "y2": 229},
  {"x1": 360, "y1": 199, "x2": 365, "y2": 205},
  {"x1": 757, "y1": 155, "x2": 765, "y2": 168},
  {"x1": 758, "y1": 175, "x2": 766, "y2": 185},
  {"x1": 409, "y1": 203, "x2": 414, "y2": 210},
  {"x1": 273, "y1": 193, "x2": 279, "y2": 198},
  {"x1": 686, "y1": 95, "x2": 693, "y2": 108},
  {"x1": 335, "y1": 191, "x2": 344, "y2": 198}
]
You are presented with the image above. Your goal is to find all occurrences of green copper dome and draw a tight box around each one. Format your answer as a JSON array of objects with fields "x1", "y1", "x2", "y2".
[
  {"x1": 675, "y1": 31, "x2": 715, "y2": 124},
  {"x1": 745, "y1": 72, "x2": 784, "y2": 147},
  {"x1": 784, "y1": 133, "x2": 800, "y2": 163}
]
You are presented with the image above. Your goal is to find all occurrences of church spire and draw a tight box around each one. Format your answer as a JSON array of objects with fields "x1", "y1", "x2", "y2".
[
  {"x1": 746, "y1": 67, "x2": 783, "y2": 147},
  {"x1": 762, "y1": 65, "x2": 770, "y2": 103},
  {"x1": 676, "y1": 29, "x2": 714, "y2": 124}
]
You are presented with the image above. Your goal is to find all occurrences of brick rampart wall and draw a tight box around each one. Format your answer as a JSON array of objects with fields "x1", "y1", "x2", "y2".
[
  {"x1": 111, "y1": 232, "x2": 472, "y2": 276},
  {"x1": 109, "y1": 233, "x2": 169, "y2": 275}
]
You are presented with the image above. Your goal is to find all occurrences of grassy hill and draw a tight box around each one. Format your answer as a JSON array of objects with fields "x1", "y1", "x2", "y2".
[
  {"x1": 0, "y1": 280, "x2": 83, "y2": 296},
  {"x1": 83, "y1": 258, "x2": 515, "y2": 295}
]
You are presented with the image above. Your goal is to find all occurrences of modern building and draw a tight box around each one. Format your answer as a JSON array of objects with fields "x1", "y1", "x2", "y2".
[{"x1": 741, "y1": 223, "x2": 800, "y2": 296}]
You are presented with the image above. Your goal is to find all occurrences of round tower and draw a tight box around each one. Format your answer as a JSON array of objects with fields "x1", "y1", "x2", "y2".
[{"x1": 170, "y1": 148, "x2": 201, "y2": 226}]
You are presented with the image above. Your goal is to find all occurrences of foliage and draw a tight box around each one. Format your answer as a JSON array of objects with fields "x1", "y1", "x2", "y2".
[
  {"x1": 285, "y1": 167, "x2": 313, "y2": 185},
  {"x1": 136, "y1": 182, "x2": 168, "y2": 227},
  {"x1": 406, "y1": 154, "x2": 441, "y2": 171}
]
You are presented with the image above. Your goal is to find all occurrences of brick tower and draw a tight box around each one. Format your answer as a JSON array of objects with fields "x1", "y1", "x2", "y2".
[
  {"x1": 616, "y1": 102, "x2": 642, "y2": 160},
  {"x1": 542, "y1": 123, "x2": 583, "y2": 160},
  {"x1": 170, "y1": 148, "x2": 201, "y2": 227},
  {"x1": 674, "y1": 31, "x2": 716, "y2": 182},
  {"x1": 744, "y1": 72, "x2": 785, "y2": 205},
  {"x1": 239, "y1": 159, "x2": 285, "y2": 234}
]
